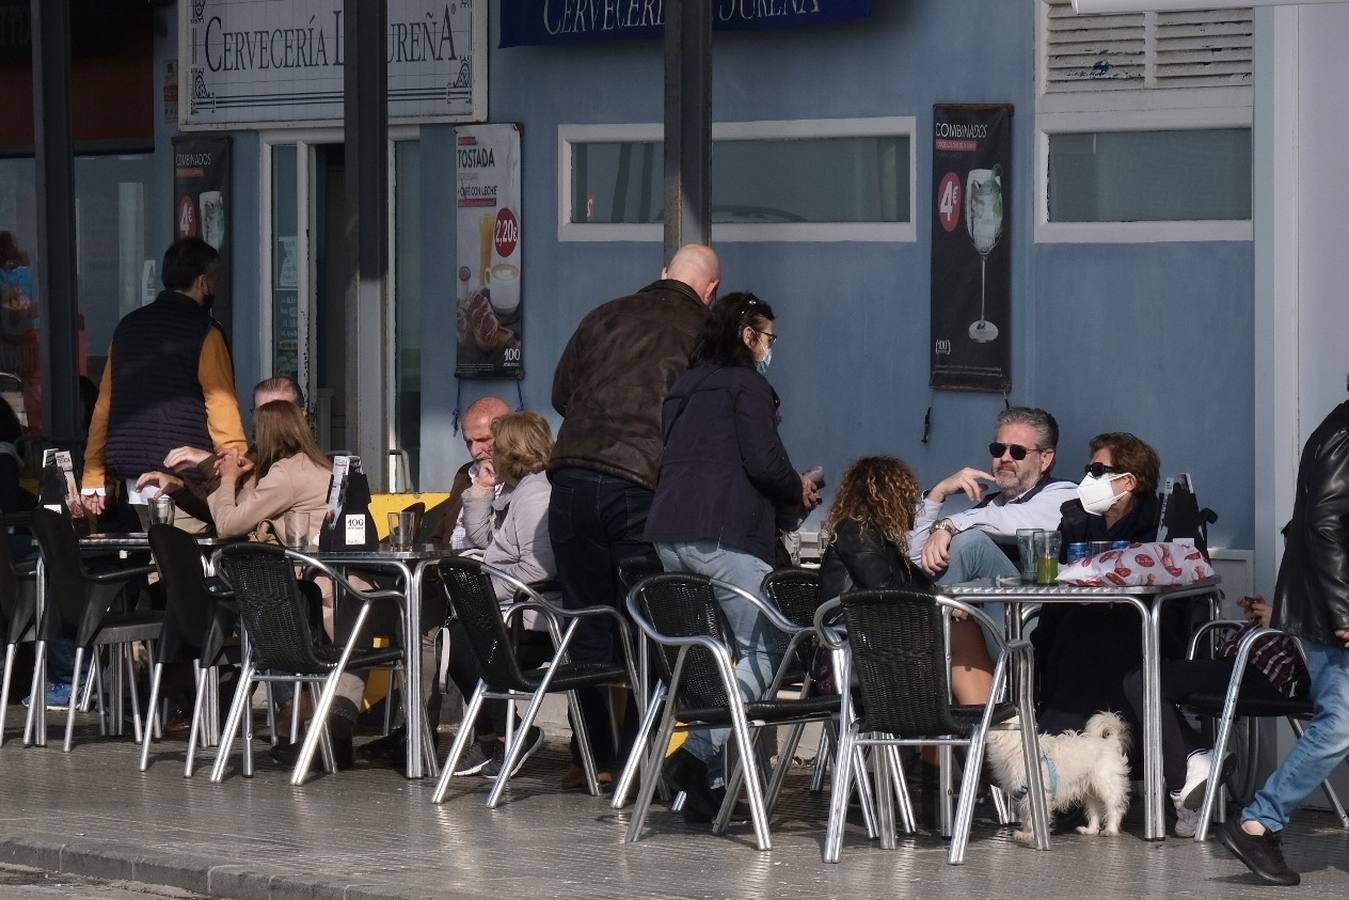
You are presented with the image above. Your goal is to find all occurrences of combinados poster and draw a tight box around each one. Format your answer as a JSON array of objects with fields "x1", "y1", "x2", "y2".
[
  {"x1": 172, "y1": 134, "x2": 232, "y2": 335},
  {"x1": 930, "y1": 104, "x2": 1012, "y2": 393},
  {"x1": 455, "y1": 124, "x2": 522, "y2": 379}
]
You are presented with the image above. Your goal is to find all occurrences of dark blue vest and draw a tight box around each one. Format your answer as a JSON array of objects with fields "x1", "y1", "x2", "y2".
[{"x1": 104, "y1": 291, "x2": 220, "y2": 480}]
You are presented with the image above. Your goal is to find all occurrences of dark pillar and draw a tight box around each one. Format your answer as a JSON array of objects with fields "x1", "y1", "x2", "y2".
[
  {"x1": 343, "y1": 0, "x2": 388, "y2": 488},
  {"x1": 30, "y1": 0, "x2": 80, "y2": 442},
  {"x1": 663, "y1": 0, "x2": 712, "y2": 263}
]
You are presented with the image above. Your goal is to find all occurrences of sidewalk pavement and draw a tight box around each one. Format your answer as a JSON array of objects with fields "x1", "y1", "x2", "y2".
[{"x1": 1, "y1": 722, "x2": 1348, "y2": 900}]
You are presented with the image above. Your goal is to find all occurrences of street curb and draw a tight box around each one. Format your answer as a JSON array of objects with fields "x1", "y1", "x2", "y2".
[{"x1": 0, "y1": 833, "x2": 446, "y2": 900}]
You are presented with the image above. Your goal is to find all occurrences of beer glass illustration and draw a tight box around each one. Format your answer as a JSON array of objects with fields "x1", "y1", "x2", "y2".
[{"x1": 965, "y1": 166, "x2": 1003, "y2": 343}]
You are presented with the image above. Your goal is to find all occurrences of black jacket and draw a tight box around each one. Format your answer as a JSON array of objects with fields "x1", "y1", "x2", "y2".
[
  {"x1": 643, "y1": 364, "x2": 801, "y2": 564},
  {"x1": 1056, "y1": 491, "x2": 1161, "y2": 561},
  {"x1": 819, "y1": 519, "x2": 932, "y2": 600},
  {"x1": 1275, "y1": 401, "x2": 1349, "y2": 646},
  {"x1": 550, "y1": 279, "x2": 710, "y2": 490}
]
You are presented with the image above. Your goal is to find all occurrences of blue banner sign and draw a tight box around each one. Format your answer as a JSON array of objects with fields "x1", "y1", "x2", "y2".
[{"x1": 500, "y1": 0, "x2": 873, "y2": 47}]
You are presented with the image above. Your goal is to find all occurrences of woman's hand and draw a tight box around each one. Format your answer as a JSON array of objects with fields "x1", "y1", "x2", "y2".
[
  {"x1": 800, "y1": 474, "x2": 821, "y2": 510},
  {"x1": 217, "y1": 448, "x2": 253, "y2": 484},
  {"x1": 136, "y1": 471, "x2": 184, "y2": 496}
]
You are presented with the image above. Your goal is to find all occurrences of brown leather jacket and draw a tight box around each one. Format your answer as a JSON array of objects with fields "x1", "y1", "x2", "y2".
[
  {"x1": 1275, "y1": 400, "x2": 1349, "y2": 646},
  {"x1": 549, "y1": 279, "x2": 709, "y2": 490}
]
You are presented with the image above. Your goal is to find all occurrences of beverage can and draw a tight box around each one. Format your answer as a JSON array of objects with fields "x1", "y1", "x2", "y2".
[
  {"x1": 1089, "y1": 540, "x2": 1111, "y2": 556},
  {"x1": 1111, "y1": 540, "x2": 1132, "y2": 550},
  {"x1": 1066, "y1": 542, "x2": 1089, "y2": 563}
]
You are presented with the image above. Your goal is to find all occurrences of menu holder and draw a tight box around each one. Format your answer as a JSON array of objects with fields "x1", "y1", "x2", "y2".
[{"x1": 318, "y1": 455, "x2": 378, "y2": 552}]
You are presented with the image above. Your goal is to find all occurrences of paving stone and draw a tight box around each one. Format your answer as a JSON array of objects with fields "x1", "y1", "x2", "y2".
[{"x1": 2, "y1": 721, "x2": 1349, "y2": 899}]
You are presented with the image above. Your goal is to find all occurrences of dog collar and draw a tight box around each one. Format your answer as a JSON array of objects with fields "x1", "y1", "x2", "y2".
[{"x1": 1011, "y1": 753, "x2": 1058, "y2": 804}]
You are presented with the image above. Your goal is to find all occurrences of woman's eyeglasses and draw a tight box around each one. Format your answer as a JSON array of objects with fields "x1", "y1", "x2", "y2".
[
  {"x1": 988, "y1": 442, "x2": 1041, "y2": 461},
  {"x1": 752, "y1": 328, "x2": 778, "y2": 347},
  {"x1": 1084, "y1": 462, "x2": 1123, "y2": 478}
]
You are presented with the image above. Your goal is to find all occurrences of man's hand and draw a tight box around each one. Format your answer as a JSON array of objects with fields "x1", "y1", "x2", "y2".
[
  {"x1": 929, "y1": 467, "x2": 995, "y2": 504},
  {"x1": 1336, "y1": 627, "x2": 1349, "y2": 649},
  {"x1": 801, "y1": 474, "x2": 821, "y2": 511},
  {"x1": 79, "y1": 492, "x2": 106, "y2": 515},
  {"x1": 473, "y1": 458, "x2": 498, "y2": 495},
  {"x1": 1239, "y1": 595, "x2": 1274, "y2": 629},
  {"x1": 921, "y1": 527, "x2": 953, "y2": 576},
  {"x1": 164, "y1": 446, "x2": 213, "y2": 471},
  {"x1": 137, "y1": 471, "x2": 185, "y2": 496}
]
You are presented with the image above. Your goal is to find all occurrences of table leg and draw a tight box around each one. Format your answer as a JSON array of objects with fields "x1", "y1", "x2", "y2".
[
  {"x1": 404, "y1": 562, "x2": 423, "y2": 779},
  {"x1": 1143, "y1": 600, "x2": 1163, "y2": 841}
]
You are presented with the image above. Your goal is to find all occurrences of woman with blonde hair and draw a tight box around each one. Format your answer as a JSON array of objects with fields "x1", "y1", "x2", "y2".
[
  {"x1": 451, "y1": 410, "x2": 557, "y2": 778},
  {"x1": 819, "y1": 455, "x2": 994, "y2": 704}
]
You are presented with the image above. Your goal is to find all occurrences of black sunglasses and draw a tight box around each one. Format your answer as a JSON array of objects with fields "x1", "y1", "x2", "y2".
[
  {"x1": 1084, "y1": 462, "x2": 1123, "y2": 478},
  {"x1": 989, "y1": 442, "x2": 1041, "y2": 461}
]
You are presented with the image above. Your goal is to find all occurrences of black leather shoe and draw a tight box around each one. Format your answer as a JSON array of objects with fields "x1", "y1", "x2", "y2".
[
  {"x1": 662, "y1": 748, "x2": 721, "y2": 822},
  {"x1": 271, "y1": 721, "x2": 355, "y2": 772},
  {"x1": 1220, "y1": 817, "x2": 1300, "y2": 886}
]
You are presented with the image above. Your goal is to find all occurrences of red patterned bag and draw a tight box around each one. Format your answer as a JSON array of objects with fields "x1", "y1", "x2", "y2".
[{"x1": 1057, "y1": 541, "x2": 1214, "y2": 587}]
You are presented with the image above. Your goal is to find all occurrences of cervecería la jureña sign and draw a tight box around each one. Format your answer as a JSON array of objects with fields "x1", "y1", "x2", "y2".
[{"x1": 499, "y1": 0, "x2": 872, "y2": 47}]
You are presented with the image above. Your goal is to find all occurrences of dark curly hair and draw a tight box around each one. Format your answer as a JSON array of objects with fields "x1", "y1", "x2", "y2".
[{"x1": 690, "y1": 292, "x2": 774, "y2": 369}]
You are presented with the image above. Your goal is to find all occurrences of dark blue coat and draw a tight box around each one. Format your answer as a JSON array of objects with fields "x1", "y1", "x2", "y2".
[{"x1": 644, "y1": 364, "x2": 802, "y2": 564}]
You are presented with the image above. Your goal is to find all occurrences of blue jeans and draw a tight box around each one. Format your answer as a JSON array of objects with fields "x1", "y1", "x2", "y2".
[
  {"x1": 655, "y1": 540, "x2": 777, "y2": 783},
  {"x1": 935, "y1": 530, "x2": 1018, "y2": 659},
  {"x1": 1244, "y1": 640, "x2": 1349, "y2": 832}
]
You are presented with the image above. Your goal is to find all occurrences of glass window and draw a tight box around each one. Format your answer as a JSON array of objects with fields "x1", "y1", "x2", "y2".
[
  {"x1": 394, "y1": 141, "x2": 421, "y2": 487},
  {"x1": 1047, "y1": 128, "x2": 1251, "y2": 223},
  {"x1": 0, "y1": 153, "x2": 155, "y2": 436},
  {"x1": 570, "y1": 135, "x2": 910, "y2": 226},
  {"x1": 270, "y1": 145, "x2": 300, "y2": 386}
]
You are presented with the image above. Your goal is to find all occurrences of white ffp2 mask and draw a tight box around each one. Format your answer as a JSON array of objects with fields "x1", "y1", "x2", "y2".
[{"x1": 1078, "y1": 472, "x2": 1127, "y2": 516}]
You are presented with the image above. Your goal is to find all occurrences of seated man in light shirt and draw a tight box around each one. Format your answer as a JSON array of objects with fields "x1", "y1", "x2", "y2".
[{"x1": 909, "y1": 406, "x2": 1077, "y2": 585}]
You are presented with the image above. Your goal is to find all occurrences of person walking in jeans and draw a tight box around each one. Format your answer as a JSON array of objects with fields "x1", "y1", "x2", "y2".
[
  {"x1": 644, "y1": 292, "x2": 819, "y2": 821},
  {"x1": 548, "y1": 245, "x2": 719, "y2": 789},
  {"x1": 1222, "y1": 399, "x2": 1349, "y2": 886}
]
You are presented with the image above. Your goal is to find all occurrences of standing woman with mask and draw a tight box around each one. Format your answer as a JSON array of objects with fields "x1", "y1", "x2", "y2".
[
  {"x1": 644, "y1": 292, "x2": 820, "y2": 821},
  {"x1": 1033, "y1": 432, "x2": 1162, "y2": 734}
]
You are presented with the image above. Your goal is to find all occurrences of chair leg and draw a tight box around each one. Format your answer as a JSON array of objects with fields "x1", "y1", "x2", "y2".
[
  {"x1": 22, "y1": 638, "x2": 45, "y2": 746},
  {"x1": 810, "y1": 725, "x2": 833, "y2": 793},
  {"x1": 431, "y1": 680, "x2": 487, "y2": 803},
  {"x1": 123, "y1": 645, "x2": 144, "y2": 745},
  {"x1": 887, "y1": 745, "x2": 917, "y2": 835},
  {"x1": 949, "y1": 734, "x2": 986, "y2": 865},
  {"x1": 138, "y1": 662, "x2": 164, "y2": 771},
  {"x1": 290, "y1": 670, "x2": 342, "y2": 786},
  {"x1": 938, "y1": 745, "x2": 955, "y2": 838},
  {"x1": 487, "y1": 684, "x2": 556, "y2": 809},
  {"x1": 764, "y1": 721, "x2": 810, "y2": 817},
  {"x1": 853, "y1": 744, "x2": 879, "y2": 840},
  {"x1": 62, "y1": 647, "x2": 85, "y2": 753},
  {"x1": 1286, "y1": 718, "x2": 1349, "y2": 829},
  {"x1": 264, "y1": 681, "x2": 277, "y2": 747},
  {"x1": 1195, "y1": 680, "x2": 1246, "y2": 842},
  {"x1": 420, "y1": 696, "x2": 440, "y2": 779},
  {"x1": 210, "y1": 661, "x2": 255, "y2": 783},
  {"x1": 873, "y1": 740, "x2": 897, "y2": 851},
  {"x1": 92, "y1": 652, "x2": 107, "y2": 735},
  {"x1": 312, "y1": 683, "x2": 336, "y2": 775},
  {"x1": 612, "y1": 683, "x2": 665, "y2": 811},
  {"x1": 823, "y1": 724, "x2": 856, "y2": 863},
  {"x1": 79, "y1": 652, "x2": 97, "y2": 712},
  {"x1": 625, "y1": 699, "x2": 679, "y2": 845},
  {"x1": 184, "y1": 663, "x2": 210, "y2": 778},
  {"x1": 0, "y1": 642, "x2": 15, "y2": 747}
]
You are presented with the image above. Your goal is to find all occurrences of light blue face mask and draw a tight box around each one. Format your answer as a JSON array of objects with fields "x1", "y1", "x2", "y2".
[{"x1": 755, "y1": 348, "x2": 773, "y2": 375}]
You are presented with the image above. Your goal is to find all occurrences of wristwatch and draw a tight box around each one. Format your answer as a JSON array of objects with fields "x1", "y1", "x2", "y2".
[{"x1": 931, "y1": 518, "x2": 958, "y2": 537}]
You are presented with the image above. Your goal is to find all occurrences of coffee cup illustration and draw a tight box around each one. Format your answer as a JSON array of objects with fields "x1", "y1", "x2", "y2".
[{"x1": 486, "y1": 263, "x2": 520, "y2": 320}]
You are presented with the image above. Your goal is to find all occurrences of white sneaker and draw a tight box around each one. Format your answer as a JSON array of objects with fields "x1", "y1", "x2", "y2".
[
  {"x1": 1173, "y1": 795, "x2": 1201, "y2": 838},
  {"x1": 1179, "y1": 749, "x2": 1235, "y2": 810}
]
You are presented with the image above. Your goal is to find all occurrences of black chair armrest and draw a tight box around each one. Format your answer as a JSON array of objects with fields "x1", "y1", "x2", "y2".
[{"x1": 87, "y1": 563, "x2": 157, "y2": 582}]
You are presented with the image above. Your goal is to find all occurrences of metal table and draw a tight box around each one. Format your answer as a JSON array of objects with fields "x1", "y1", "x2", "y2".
[
  {"x1": 945, "y1": 576, "x2": 1223, "y2": 842},
  {"x1": 24, "y1": 532, "x2": 236, "y2": 749},
  {"x1": 315, "y1": 545, "x2": 453, "y2": 779}
]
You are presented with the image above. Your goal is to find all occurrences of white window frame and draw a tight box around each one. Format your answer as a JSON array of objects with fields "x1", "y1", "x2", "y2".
[
  {"x1": 557, "y1": 117, "x2": 917, "y2": 243},
  {"x1": 1035, "y1": 4, "x2": 1253, "y2": 243}
]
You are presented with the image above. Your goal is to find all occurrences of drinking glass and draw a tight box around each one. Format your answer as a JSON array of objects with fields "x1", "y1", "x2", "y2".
[
  {"x1": 388, "y1": 510, "x2": 421, "y2": 551},
  {"x1": 284, "y1": 510, "x2": 311, "y2": 551},
  {"x1": 965, "y1": 166, "x2": 1004, "y2": 343},
  {"x1": 149, "y1": 494, "x2": 176, "y2": 526},
  {"x1": 1016, "y1": 528, "x2": 1040, "y2": 583},
  {"x1": 1035, "y1": 531, "x2": 1061, "y2": 586}
]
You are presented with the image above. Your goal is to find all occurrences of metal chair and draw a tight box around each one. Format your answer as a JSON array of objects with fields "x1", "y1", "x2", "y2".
[
  {"x1": 139, "y1": 524, "x2": 238, "y2": 776},
  {"x1": 431, "y1": 557, "x2": 641, "y2": 808},
  {"x1": 1190, "y1": 623, "x2": 1349, "y2": 841},
  {"x1": 815, "y1": 588, "x2": 1050, "y2": 865},
  {"x1": 24, "y1": 508, "x2": 160, "y2": 752},
  {"x1": 0, "y1": 530, "x2": 37, "y2": 746},
  {"x1": 208, "y1": 543, "x2": 408, "y2": 784},
  {"x1": 760, "y1": 567, "x2": 833, "y2": 795},
  {"x1": 617, "y1": 572, "x2": 840, "y2": 852}
]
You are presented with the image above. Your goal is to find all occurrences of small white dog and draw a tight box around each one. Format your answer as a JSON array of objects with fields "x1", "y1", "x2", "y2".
[{"x1": 983, "y1": 711, "x2": 1131, "y2": 844}]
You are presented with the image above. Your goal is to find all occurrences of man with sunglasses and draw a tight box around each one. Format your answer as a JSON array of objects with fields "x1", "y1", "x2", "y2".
[{"x1": 910, "y1": 406, "x2": 1076, "y2": 583}]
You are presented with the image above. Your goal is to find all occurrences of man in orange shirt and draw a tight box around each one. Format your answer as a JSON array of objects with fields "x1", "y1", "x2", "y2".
[{"x1": 80, "y1": 238, "x2": 246, "y2": 533}]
